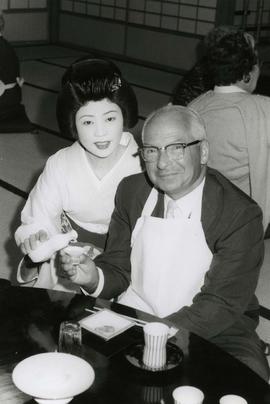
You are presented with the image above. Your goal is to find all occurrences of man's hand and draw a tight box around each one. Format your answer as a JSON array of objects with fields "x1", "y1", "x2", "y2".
[
  {"x1": 20, "y1": 230, "x2": 48, "y2": 255},
  {"x1": 58, "y1": 250, "x2": 99, "y2": 291}
]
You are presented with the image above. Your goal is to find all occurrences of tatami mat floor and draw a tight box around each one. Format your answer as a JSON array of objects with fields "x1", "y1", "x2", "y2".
[{"x1": 1, "y1": 44, "x2": 270, "y2": 344}]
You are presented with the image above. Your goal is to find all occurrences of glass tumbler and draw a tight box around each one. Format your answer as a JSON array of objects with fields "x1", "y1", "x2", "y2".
[{"x1": 58, "y1": 320, "x2": 82, "y2": 356}]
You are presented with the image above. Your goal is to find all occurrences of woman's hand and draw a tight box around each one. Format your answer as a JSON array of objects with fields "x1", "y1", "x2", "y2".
[
  {"x1": 20, "y1": 230, "x2": 49, "y2": 255},
  {"x1": 58, "y1": 250, "x2": 99, "y2": 291}
]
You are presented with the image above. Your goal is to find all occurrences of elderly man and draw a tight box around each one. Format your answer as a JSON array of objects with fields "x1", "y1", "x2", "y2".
[{"x1": 60, "y1": 105, "x2": 269, "y2": 381}]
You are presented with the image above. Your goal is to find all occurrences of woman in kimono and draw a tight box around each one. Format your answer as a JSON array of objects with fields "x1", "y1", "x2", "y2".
[{"x1": 14, "y1": 57, "x2": 142, "y2": 291}]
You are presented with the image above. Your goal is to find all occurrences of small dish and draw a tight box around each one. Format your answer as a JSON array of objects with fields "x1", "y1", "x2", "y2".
[
  {"x1": 125, "y1": 342, "x2": 183, "y2": 372},
  {"x1": 12, "y1": 352, "x2": 95, "y2": 403},
  {"x1": 80, "y1": 309, "x2": 134, "y2": 340}
]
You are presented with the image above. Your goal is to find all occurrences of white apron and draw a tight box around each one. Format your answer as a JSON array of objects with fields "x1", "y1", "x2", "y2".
[{"x1": 118, "y1": 188, "x2": 213, "y2": 318}]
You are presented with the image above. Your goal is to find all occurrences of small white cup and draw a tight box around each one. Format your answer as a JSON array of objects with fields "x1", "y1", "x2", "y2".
[
  {"x1": 172, "y1": 385, "x2": 204, "y2": 404},
  {"x1": 219, "y1": 395, "x2": 248, "y2": 404},
  {"x1": 142, "y1": 322, "x2": 169, "y2": 371},
  {"x1": 63, "y1": 245, "x2": 86, "y2": 265}
]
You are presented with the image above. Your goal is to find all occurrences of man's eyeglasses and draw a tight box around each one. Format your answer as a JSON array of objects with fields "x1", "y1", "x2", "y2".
[{"x1": 140, "y1": 140, "x2": 201, "y2": 163}]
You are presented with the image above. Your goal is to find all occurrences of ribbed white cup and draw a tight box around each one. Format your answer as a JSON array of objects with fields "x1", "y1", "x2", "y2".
[
  {"x1": 219, "y1": 395, "x2": 248, "y2": 404},
  {"x1": 142, "y1": 322, "x2": 169, "y2": 370},
  {"x1": 172, "y1": 385, "x2": 204, "y2": 404}
]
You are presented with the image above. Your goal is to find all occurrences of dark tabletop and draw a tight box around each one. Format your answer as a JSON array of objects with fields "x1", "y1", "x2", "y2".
[{"x1": 0, "y1": 280, "x2": 270, "y2": 404}]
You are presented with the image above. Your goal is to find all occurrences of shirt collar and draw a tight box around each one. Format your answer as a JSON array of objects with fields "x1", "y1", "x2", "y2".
[
  {"x1": 164, "y1": 177, "x2": 205, "y2": 220},
  {"x1": 214, "y1": 84, "x2": 247, "y2": 94}
]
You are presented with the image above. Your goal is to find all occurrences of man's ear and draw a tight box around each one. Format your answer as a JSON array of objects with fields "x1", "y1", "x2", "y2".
[{"x1": 200, "y1": 139, "x2": 209, "y2": 165}]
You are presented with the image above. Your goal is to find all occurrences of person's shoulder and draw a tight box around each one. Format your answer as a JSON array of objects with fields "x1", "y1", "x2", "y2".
[
  {"x1": 45, "y1": 142, "x2": 77, "y2": 167},
  {"x1": 251, "y1": 93, "x2": 270, "y2": 105},
  {"x1": 118, "y1": 171, "x2": 150, "y2": 189},
  {"x1": 0, "y1": 36, "x2": 15, "y2": 50},
  {"x1": 115, "y1": 172, "x2": 153, "y2": 214},
  {"x1": 116, "y1": 172, "x2": 151, "y2": 199},
  {"x1": 189, "y1": 90, "x2": 215, "y2": 109},
  {"x1": 235, "y1": 93, "x2": 270, "y2": 117},
  {"x1": 206, "y1": 167, "x2": 259, "y2": 209},
  {"x1": 237, "y1": 92, "x2": 270, "y2": 105},
  {"x1": 205, "y1": 168, "x2": 263, "y2": 243}
]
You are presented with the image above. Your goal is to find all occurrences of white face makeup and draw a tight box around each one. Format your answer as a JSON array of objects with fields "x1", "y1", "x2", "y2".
[{"x1": 75, "y1": 98, "x2": 124, "y2": 160}]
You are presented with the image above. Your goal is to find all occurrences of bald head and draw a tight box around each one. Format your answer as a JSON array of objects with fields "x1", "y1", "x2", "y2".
[
  {"x1": 141, "y1": 104, "x2": 209, "y2": 200},
  {"x1": 142, "y1": 105, "x2": 206, "y2": 144}
]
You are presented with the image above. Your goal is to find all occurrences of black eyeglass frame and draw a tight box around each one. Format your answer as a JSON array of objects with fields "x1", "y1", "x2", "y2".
[{"x1": 139, "y1": 140, "x2": 201, "y2": 162}]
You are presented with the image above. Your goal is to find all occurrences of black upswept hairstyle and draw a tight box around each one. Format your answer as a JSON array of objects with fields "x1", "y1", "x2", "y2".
[
  {"x1": 205, "y1": 26, "x2": 258, "y2": 86},
  {"x1": 56, "y1": 57, "x2": 138, "y2": 139}
]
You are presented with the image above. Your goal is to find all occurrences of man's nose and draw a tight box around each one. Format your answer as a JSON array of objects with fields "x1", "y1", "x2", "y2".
[{"x1": 156, "y1": 149, "x2": 169, "y2": 169}]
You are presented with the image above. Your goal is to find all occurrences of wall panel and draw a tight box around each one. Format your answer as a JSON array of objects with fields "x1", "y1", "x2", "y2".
[
  {"x1": 4, "y1": 12, "x2": 48, "y2": 42},
  {"x1": 59, "y1": 13, "x2": 126, "y2": 54},
  {"x1": 0, "y1": 0, "x2": 49, "y2": 43},
  {"x1": 126, "y1": 26, "x2": 200, "y2": 70}
]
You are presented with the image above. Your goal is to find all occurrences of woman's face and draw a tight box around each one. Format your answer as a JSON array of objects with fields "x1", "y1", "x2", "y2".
[{"x1": 75, "y1": 98, "x2": 124, "y2": 158}]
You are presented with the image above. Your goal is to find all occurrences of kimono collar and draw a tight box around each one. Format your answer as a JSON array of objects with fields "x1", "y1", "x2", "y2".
[{"x1": 214, "y1": 85, "x2": 247, "y2": 94}]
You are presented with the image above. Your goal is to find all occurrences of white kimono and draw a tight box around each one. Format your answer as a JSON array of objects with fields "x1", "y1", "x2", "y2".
[{"x1": 15, "y1": 132, "x2": 142, "y2": 291}]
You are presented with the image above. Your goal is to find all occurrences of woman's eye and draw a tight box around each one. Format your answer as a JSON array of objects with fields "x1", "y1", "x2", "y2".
[
  {"x1": 106, "y1": 116, "x2": 116, "y2": 122},
  {"x1": 82, "y1": 120, "x2": 93, "y2": 126}
]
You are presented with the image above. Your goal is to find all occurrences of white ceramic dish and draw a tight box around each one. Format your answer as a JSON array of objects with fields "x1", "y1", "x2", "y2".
[
  {"x1": 80, "y1": 309, "x2": 134, "y2": 340},
  {"x1": 12, "y1": 352, "x2": 95, "y2": 403}
]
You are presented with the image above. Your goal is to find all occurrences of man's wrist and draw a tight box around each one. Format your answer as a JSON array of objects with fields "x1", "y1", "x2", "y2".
[
  {"x1": 83, "y1": 270, "x2": 99, "y2": 293},
  {"x1": 81, "y1": 267, "x2": 104, "y2": 297}
]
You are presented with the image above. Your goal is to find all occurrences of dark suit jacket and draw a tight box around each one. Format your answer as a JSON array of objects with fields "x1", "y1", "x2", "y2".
[{"x1": 95, "y1": 167, "x2": 264, "y2": 340}]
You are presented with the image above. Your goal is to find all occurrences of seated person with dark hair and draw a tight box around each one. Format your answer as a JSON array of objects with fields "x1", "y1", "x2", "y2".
[
  {"x1": 171, "y1": 56, "x2": 213, "y2": 106},
  {"x1": 59, "y1": 105, "x2": 269, "y2": 381},
  {"x1": 0, "y1": 11, "x2": 33, "y2": 133},
  {"x1": 171, "y1": 27, "x2": 229, "y2": 106}
]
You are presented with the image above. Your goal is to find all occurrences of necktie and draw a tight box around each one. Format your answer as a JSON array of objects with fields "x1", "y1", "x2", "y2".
[{"x1": 165, "y1": 200, "x2": 183, "y2": 219}]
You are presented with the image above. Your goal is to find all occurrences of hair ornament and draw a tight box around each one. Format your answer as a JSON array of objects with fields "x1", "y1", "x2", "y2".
[
  {"x1": 243, "y1": 73, "x2": 251, "y2": 83},
  {"x1": 111, "y1": 74, "x2": 122, "y2": 92}
]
